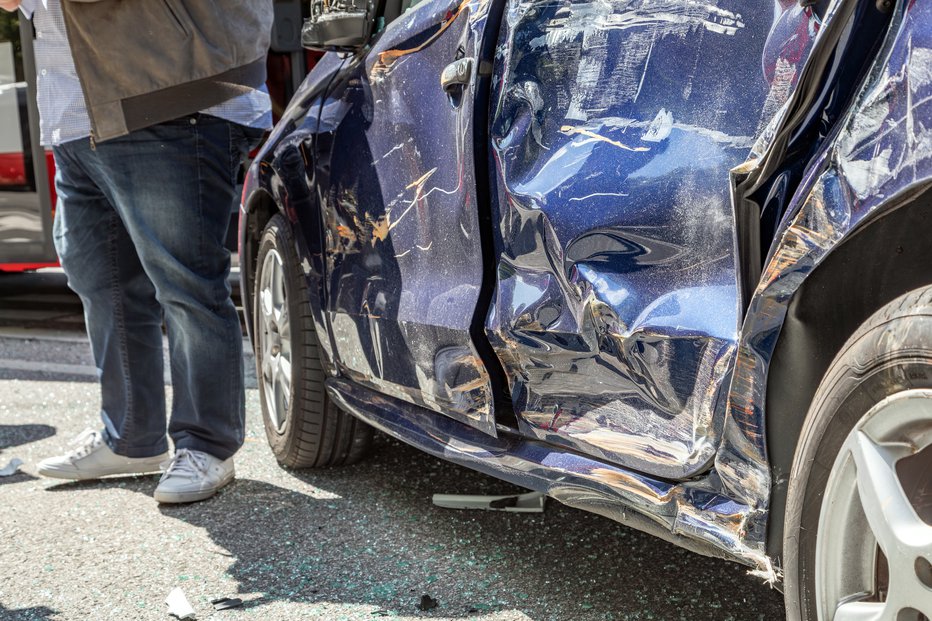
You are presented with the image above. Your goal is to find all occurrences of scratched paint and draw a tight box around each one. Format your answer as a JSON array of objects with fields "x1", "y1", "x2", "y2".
[
  {"x1": 307, "y1": 0, "x2": 502, "y2": 435},
  {"x1": 370, "y1": 0, "x2": 482, "y2": 79},
  {"x1": 486, "y1": 0, "x2": 815, "y2": 480},
  {"x1": 524, "y1": 0, "x2": 746, "y2": 121}
]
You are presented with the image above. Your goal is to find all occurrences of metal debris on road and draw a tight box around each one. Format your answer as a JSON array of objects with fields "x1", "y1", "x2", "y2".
[
  {"x1": 210, "y1": 597, "x2": 243, "y2": 611},
  {"x1": 0, "y1": 458, "x2": 23, "y2": 477},
  {"x1": 165, "y1": 587, "x2": 196, "y2": 620},
  {"x1": 432, "y1": 491, "x2": 546, "y2": 513},
  {"x1": 417, "y1": 594, "x2": 438, "y2": 611}
]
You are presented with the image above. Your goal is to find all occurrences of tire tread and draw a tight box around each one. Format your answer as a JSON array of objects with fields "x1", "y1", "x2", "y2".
[
  {"x1": 783, "y1": 285, "x2": 932, "y2": 621},
  {"x1": 253, "y1": 213, "x2": 373, "y2": 469}
]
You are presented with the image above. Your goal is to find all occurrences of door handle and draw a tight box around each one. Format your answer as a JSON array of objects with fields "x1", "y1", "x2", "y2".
[{"x1": 441, "y1": 57, "x2": 474, "y2": 94}]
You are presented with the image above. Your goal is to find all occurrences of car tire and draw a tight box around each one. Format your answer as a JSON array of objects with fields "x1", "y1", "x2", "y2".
[
  {"x1": 253, "y1": 213, "x2": 373, "y2": 468},
  {"x1": 783, "y1": 286, "x2": 932, "y2": 620}
]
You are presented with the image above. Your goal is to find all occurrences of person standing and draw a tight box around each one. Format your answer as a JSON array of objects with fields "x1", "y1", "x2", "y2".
[{"x1": 0, "y1": 0, "x2": 273, "y2": 503}]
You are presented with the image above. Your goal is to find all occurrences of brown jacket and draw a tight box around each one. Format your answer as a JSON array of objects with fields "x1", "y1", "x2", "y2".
[{"x1": 62, "y1": 0, "x2": 273, "y2": 141}]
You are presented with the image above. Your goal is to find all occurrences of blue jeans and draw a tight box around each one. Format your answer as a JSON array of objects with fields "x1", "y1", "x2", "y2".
[{"x1": 52, "y1": 115, "x2": 263, "y2": 460}]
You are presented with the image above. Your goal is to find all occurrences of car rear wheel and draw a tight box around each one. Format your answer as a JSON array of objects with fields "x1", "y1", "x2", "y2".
[
  {"x1": 254, "y1": 213, "x2": 373, "y2": 468},
  {"x1": 783, "y1": 286, "x2": 932, "y2": 621}
]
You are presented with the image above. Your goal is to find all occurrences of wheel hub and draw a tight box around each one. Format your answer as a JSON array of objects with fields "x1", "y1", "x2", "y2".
[
  {"x1": 816, "y1": 389, "x2": 932, "y2": 621},
  {"x1": 257, "y1": 248, "x2": 292, "y2": 434}
]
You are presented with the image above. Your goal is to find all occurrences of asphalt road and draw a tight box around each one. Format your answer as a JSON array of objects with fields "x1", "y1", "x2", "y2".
[{"x1": 0, "y1": 276, "x2": 787, "y2": 621}]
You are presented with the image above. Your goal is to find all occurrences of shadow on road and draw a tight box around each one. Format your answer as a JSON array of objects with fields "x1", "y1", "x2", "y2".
[
  {"x1": 0, "y1": 604, "x2": 59, "y2": 620},
  {"x1": 0, "y1": 471, "x2": 37, "y2": 487},
  {"x1": 0, "y1": 271, "x2": 84, "y2": 332},
  {"x1": 42, "y1": 473, "x2": 160, "y2": 495},
  {"x1": 0, "y1": 424, "x2": 55, "y2": 486},
  {"x1": 0, "y1": 424, "x2": 56, "y2": 451}
]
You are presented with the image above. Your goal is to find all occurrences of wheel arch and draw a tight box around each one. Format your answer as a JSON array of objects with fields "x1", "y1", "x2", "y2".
[
  {"x1": 764, "y1": 184, "x2": 932, "y2": 561},
  {"x1": 240, "y1": 185, "x2": 282, "y2": 348}
]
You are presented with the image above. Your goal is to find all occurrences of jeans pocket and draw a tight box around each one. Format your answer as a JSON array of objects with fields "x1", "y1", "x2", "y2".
[{"x1": 229, "y1": 124, "x2": 266, "y2": 183}]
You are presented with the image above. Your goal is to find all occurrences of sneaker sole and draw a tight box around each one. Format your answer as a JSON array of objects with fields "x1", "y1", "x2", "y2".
[
  {"x1": 153, "y1": 471, "x2": 235, "y2": 504},
  {"x1": 37, "y1": 461, "x2": 167, "y2": 481}
]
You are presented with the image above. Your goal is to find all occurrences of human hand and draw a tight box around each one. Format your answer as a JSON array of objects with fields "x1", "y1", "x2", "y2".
[{"x1": 0, "y1": 0, "x2": 22, "y2": 12}]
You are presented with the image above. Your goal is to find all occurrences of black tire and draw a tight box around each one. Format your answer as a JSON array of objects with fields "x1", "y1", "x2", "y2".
[
  {"x1": 253, "y1": 213, "x2": 373, "y2": 468},
  {"x1": 783, "y1": 286, "x2": 932, "y2": 620}
]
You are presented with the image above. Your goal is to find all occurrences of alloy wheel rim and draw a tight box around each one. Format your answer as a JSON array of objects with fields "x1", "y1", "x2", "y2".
[
  {"x1": 816, "y1": 389, "x2": 932, "y2": 621},
  {"x1": 257, "y1": 248, "x2": 292, "y2": 433}
]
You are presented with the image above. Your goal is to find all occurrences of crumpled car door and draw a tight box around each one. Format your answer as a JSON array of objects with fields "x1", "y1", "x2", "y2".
[
  {"x1": 486, "y1": 0, "x2": 820, "y2": 478},
  {"x1": 315, "y1": 0, "x2": 504, "y2": 435}
]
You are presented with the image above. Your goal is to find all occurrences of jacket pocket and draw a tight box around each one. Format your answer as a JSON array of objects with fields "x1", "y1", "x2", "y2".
[{"x1": 161, "y1": 0, "x2": 193, "y2": 37}]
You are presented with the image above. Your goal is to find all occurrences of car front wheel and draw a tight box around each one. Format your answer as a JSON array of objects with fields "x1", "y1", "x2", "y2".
[
  {"x1": 784, "y1": 286, "x2": 932, "y2": 621},
  {"x1": 253, "y1": 213, "x2": 373, "y2": 468}
]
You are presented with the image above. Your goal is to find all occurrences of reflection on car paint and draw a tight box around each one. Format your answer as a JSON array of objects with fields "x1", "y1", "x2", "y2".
[
  {"x1": 245, "y1": 52, "x2": 348, "y2": 373},
  {"x1": 311, "y1": 0, "x2": 502, "y2": 435},
  {"x1": 759, "y1": 3, "x2": 821, "y2": 130},
  {"x1": 485, "y1": 0, "x2": 818, "y2": 481}
]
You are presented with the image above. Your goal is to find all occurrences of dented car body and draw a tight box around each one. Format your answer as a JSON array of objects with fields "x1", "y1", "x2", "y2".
[{"x1": 241, "y1": 0, "x2": 932, "y2": 610}]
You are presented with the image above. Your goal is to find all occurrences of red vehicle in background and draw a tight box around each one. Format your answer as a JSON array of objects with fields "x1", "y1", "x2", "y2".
[
  {"x1": 0, "y1": 17, "x2": 56, "y2": 273},
  {"x1": 0, "y1": 4, "x2": 314, "y2": 272}
]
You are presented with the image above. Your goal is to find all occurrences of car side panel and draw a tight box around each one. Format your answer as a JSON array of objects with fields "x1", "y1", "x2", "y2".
[
  {"x1": 486, "y1": 0, "x2": 818, "y2": 478},
  {"x1": 313, "y1": 0, "x2": 501, "y2": 434}
]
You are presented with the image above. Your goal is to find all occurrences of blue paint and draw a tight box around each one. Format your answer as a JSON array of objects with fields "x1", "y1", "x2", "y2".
[{"x1": 242, "y1": 0, "x2": 930, "y2": 574}]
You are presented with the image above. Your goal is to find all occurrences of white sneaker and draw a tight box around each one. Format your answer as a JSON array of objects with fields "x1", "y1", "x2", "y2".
[
  {"x1": 153, "y1": 448, "x2": 234, "y2": 504},
  {"x1": 36, "y1": 429, "x2": 169, "y2": 480}
]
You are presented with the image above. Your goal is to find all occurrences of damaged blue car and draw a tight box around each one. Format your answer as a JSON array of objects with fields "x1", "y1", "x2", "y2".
[{"x1": 239, "y1": 0, "x2": 932, "y2": 617}]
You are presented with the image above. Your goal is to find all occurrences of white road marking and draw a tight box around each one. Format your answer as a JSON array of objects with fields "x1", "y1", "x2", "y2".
[
  {"x1": 0, "y1": 327, "x2": 90, "y2": 343},
  {"x1": 0, "y1": 358, "x2": 98, "y2": 377}
]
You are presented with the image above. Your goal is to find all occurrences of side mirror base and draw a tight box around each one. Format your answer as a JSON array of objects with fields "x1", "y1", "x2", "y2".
[{"x1": 302, "y1": 1, "x2": 376, "y2": 53}]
